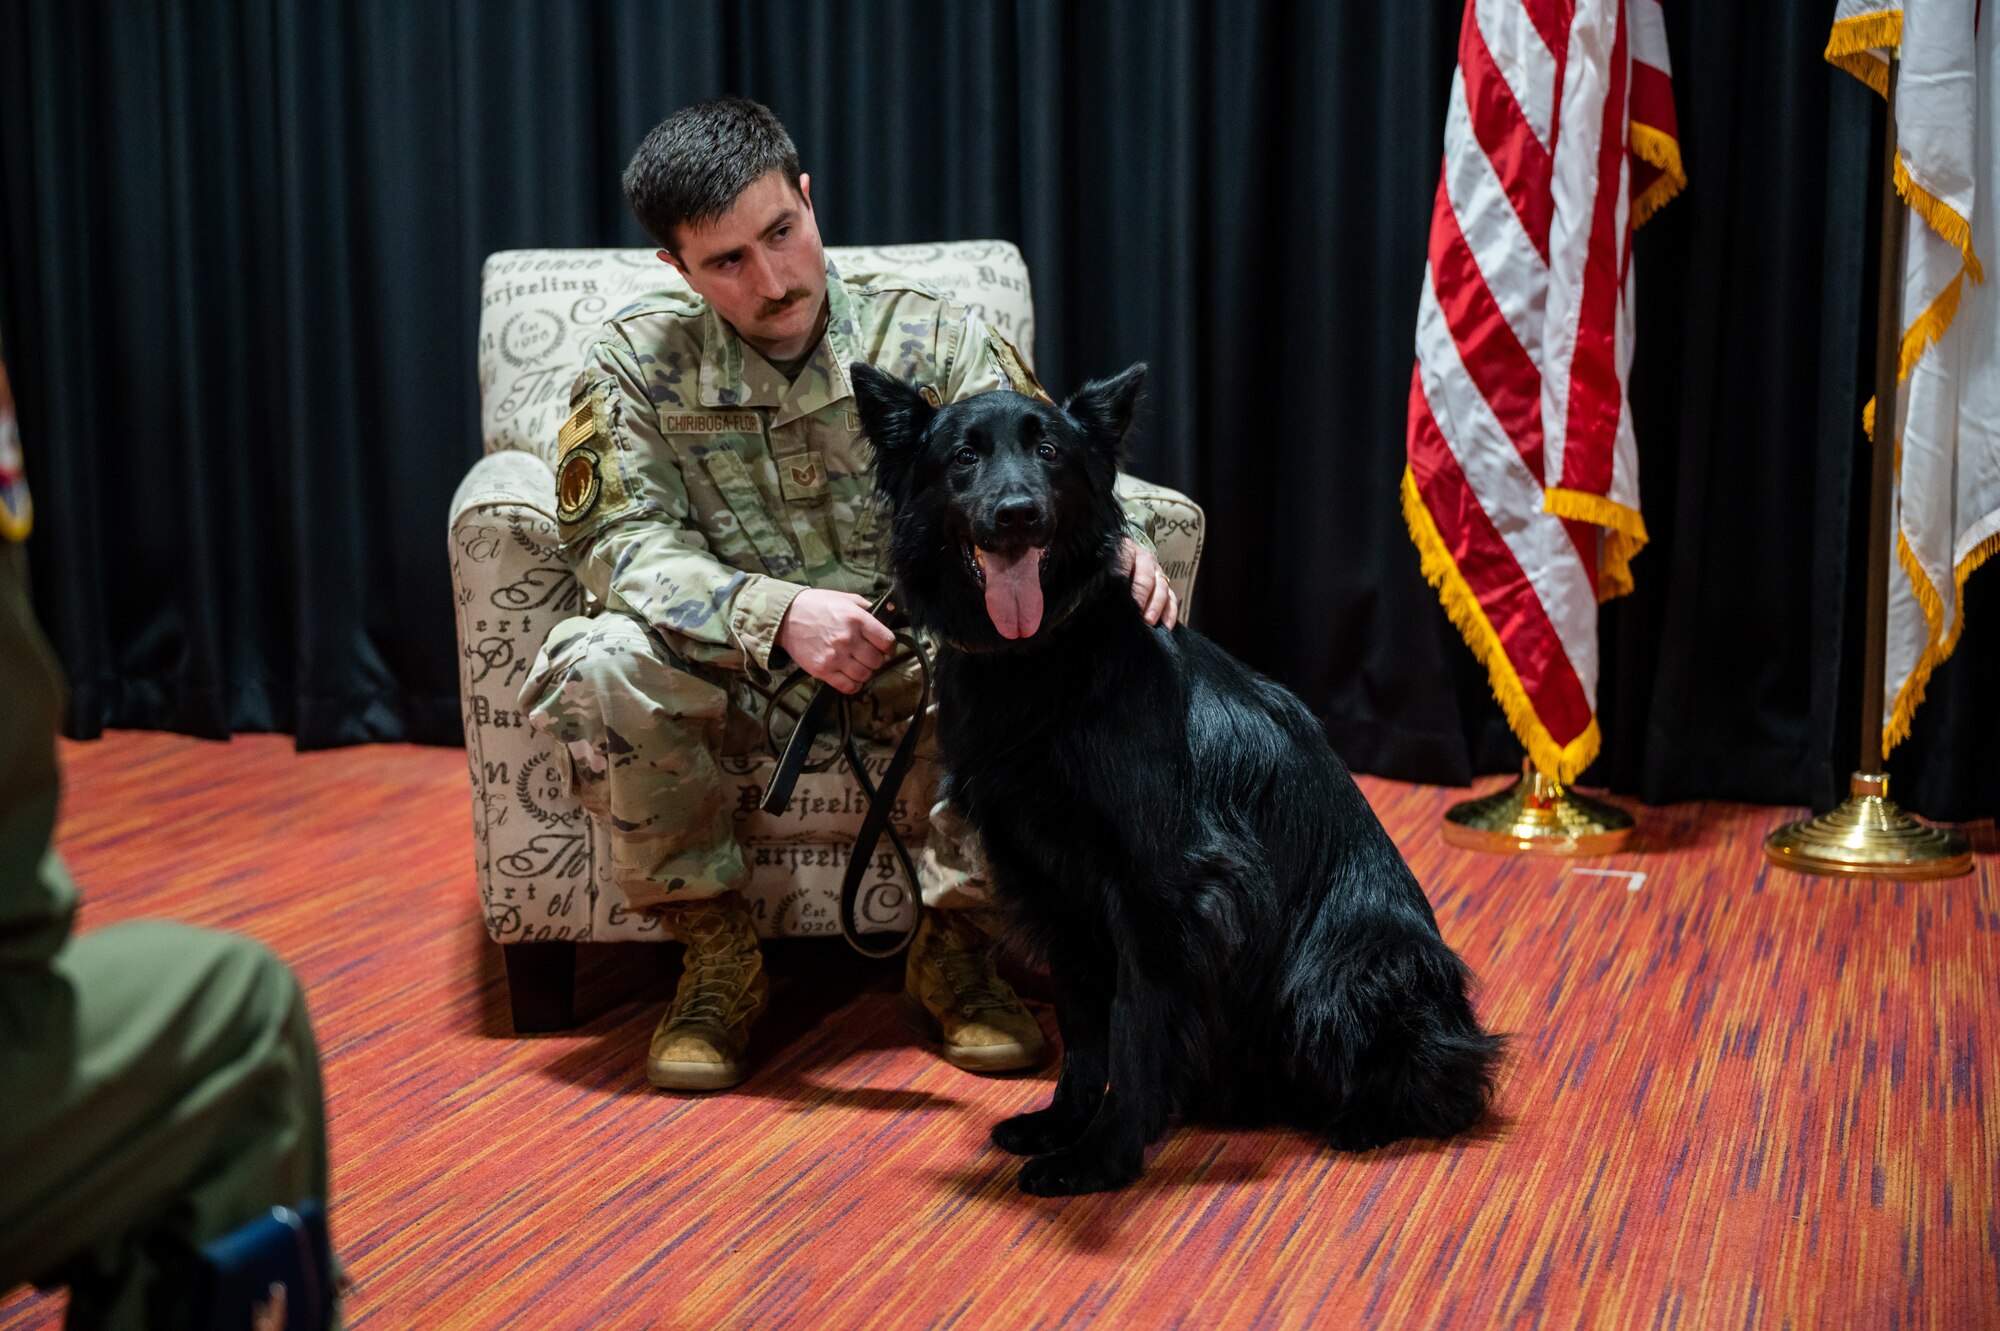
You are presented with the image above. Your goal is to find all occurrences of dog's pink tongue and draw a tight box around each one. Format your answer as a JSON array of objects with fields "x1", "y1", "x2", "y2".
[{"x1": 981, "y1": 547, "x2": 1046, "y2": 638}]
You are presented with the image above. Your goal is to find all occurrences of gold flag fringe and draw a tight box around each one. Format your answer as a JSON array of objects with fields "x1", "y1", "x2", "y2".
[
  {"x1": 1893, "y1": 156, "x2": 1985, "y2": 283},
  {"x1": 1544, "y1": 488, "x2": 1651, "y2": 602},
  {"x1": 1403, "y1": 467, "x2": 1602, "y2": 783},
  {"x1": 1884, "y1": 527, "x2": 2000, "y2": 752},
  {"x1": 1629, "y1": 123, "x2": 1687, "y2": 231},
  {"x1": 1824, "y1": 10, "x2": 1901, "y2": 97}
]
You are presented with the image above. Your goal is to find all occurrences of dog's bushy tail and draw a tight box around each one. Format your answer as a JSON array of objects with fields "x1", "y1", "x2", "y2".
[{"x1": 1284, "y1": 923, "x2": 1506, "y2": 1151}]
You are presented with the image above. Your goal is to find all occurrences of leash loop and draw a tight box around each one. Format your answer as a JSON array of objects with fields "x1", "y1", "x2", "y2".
[{"x1": 756, "y1": 591, "x2": 932, "y2": 958}]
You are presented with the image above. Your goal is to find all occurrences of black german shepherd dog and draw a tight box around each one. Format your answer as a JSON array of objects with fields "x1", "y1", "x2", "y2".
[{"x1": 851, "y1": 361, "x2": 1503, "y2": 1196}]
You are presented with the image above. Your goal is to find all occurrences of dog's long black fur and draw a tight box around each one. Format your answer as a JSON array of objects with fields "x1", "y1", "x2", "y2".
[{"x1": 852, "y1": 360, "x2": 1504, "y2": 1196}]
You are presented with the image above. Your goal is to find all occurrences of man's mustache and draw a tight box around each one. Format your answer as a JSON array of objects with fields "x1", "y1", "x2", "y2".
[{"x1": 760, "y1": 289, "x2": 813, "y2": 319}]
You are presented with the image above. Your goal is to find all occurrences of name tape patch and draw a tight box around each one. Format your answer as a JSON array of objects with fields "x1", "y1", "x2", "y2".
[{"x1": 661, "y1": 411, "x2": 761, "y2": 435}]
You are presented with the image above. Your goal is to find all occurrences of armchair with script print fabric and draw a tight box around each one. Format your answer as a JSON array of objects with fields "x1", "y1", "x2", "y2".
[{"x1": 451, "y1": 243, "x2": 1206, "y2": 1031}]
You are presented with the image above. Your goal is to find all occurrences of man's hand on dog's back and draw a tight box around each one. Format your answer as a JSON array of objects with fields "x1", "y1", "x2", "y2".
[
  {"x1": 1119, "y1": 538, "x2": 1180, "y2": 630},
  {"x1": 776, "y1": 589, "x2": 897, "y2": 694}
]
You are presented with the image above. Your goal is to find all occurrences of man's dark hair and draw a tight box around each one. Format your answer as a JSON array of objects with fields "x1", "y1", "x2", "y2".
[{"x1": 623, "y1": 97, "x2": 802, "y2": 254}]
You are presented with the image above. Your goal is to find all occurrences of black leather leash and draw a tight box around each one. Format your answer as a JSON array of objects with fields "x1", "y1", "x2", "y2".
[{"x1": 758, "y1": 588, "x2": 933, "y2": 959}]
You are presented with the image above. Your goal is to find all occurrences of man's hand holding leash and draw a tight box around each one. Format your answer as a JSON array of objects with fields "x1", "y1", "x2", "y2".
[{"x1": 776, "y1": 589, "x2": 899, "y2": 694}]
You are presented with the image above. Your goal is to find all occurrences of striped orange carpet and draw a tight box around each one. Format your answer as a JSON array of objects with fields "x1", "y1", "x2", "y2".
[{"x1": 3, "y1": 732, "x2": 1995, "y2": 1328}]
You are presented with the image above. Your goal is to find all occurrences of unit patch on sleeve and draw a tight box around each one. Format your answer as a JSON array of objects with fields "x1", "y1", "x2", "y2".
[
  {"x1": 554, "y1": 393, "x2": 607, "y2": 526},
  {"x1": 557, "y1": 448, "x2": 602, "y2": 524},
  {"x1": 551, "y1": 381, "x2": 636, "y2": 542}
]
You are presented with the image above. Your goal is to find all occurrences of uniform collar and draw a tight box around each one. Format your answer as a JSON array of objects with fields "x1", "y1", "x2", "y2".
[{"x1": 698, "y1": 261, "x2": 863, "y2": 427}]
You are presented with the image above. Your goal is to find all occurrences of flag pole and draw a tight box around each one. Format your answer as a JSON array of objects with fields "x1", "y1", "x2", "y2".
[{"x1": 1765, "y1": 55, "x2": 1970, "y2": 879}]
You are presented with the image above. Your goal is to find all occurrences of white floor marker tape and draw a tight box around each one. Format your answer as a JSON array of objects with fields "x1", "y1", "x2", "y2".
[{"x1": 1569, "y1": 869, "x2": 1646, "y2": 891}]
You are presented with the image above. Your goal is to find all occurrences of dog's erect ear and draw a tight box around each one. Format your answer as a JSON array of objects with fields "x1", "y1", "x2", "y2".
[
  {"x1": 1063, "y1": 362, "x2": 1147, "y2": 463},
  {"x1": 849, "y1": 362, "x2": 936, "y2": 503}
]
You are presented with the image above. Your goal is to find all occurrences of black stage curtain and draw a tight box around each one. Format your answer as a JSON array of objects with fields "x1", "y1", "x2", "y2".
[{"x1": 1, "y1": 1, "x2": 1992, "y2": 818}]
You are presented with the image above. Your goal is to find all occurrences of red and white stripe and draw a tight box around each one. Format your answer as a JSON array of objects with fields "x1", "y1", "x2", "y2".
[{"x1": 1405, "y1": 0, "x2": 1681, "y2": 781}]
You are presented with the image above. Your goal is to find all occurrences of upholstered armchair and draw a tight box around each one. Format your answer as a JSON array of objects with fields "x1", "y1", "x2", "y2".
[{"x1": 451, "y1": 242, "x2": 1206, "y2": 1031}]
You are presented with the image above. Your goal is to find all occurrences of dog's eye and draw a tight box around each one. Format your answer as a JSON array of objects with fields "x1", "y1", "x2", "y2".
[
  {"x1": 1037, "y1": 442, "x2": 1059, "y2": 462},
  {"x1": 953, "y1": 445, "x2": 979, "y2": 466}
]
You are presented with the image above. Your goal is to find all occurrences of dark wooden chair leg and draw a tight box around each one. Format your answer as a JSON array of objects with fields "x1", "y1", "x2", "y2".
[{"x1": 503, "y1": 940, "x2": 578, "y2": 1033}]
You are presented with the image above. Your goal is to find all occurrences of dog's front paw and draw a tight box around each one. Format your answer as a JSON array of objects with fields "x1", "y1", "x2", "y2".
[
  {"x1": 1017, "y1": 1146, "x2": 1141, "y2": 1196},
  {"x1": 992, "y1": 1108, "x2": 1089, "y2": 1156}
]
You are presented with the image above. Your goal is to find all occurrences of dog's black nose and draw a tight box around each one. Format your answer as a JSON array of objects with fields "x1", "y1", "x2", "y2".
[{"x1": 994, "y1": 497, "x2": 1040, "y2": 530}]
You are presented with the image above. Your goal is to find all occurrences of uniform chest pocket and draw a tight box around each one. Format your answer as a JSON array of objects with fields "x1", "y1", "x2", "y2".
[
  {"x1": 835, "y1": 494, "x2": 887, "y2": 574},
  {"x1": 776, "y1": 450, "x2": 829, "y2": 504},
  {"x1": 700, "y1": 448, "x2": 803, "y2": 578}
]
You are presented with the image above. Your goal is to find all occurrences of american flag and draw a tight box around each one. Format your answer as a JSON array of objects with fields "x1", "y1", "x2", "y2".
[{"x1": 1404, "y1": 0, "x2": 1683, "y2": 784}]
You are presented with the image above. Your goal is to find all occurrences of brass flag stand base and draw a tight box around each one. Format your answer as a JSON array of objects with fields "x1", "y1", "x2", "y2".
[
  {"x1": 1442, "y1": 760, "x2": 1634, "y2": 857},
  {"x1": 1760, "y1": 63, "x2": 1974, "y2": 886},
  {"x1": 1764, "y1": 772, "x2": 1971, "y2": 880}
]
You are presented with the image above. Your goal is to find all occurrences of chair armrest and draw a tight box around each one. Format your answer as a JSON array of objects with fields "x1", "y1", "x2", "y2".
[
  {"x1": 448, "y1": 451, "x2": 597, "y2": 943},
  {"x1": 1115, "y1": 475, "x2": 1207, "y2": 617},
  {"x1": 452, "y1": 448, "x2": 561, "y2": 525}
]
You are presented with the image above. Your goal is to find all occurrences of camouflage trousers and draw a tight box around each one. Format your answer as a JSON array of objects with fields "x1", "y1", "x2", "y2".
[{"x1": 520, "y1": 611, "x2": 989, "y2": 913}]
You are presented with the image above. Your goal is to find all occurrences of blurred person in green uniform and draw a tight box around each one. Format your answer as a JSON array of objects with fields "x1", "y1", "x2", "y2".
[{"x1": 0, "y1": 331, "x2": 334, "y2": 1328}]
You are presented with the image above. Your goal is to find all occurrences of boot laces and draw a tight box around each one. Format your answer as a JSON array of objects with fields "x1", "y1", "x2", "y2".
[
  {"x1": 675, "y1": 958, "x2": 755, "y2": 1028},
  {"x1": 672, "y1": 911, "x2": 756, "y2": 1029},
  {"x1": 937, "y1": 931, "x2": 1014, "y2": 1018}
]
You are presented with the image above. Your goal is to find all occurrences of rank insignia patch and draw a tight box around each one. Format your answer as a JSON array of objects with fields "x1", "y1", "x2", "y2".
[{"x1": 780, "y1": 451, "x2": 828, "y2": 501}]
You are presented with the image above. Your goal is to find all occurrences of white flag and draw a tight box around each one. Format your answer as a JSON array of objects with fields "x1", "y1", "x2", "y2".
[{"x1": 1828, "y1": 0, "x2": 1998, "y2": 751}]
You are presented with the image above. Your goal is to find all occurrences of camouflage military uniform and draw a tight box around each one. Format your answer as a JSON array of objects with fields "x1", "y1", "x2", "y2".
[{"x1": 521, "y1": 263, "x2": 1155, "y2": 912}]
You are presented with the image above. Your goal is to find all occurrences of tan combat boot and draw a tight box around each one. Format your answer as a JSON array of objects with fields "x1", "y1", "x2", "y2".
[
  {"x1": 902, "y1": 909, "x2": 1046, "y2": 1072},
  {"x1": 647, "y1": 891, "x2": 769, "y2": 1091}
]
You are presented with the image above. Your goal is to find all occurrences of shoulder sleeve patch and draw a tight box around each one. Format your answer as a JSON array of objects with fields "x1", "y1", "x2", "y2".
[
  {"x1": 556, "y1": 448, "x2": 602, "y2": 526},
  {"x1": 552, "y1": 382, "x2": 633, "y2": 541},
  {"x1": 986, "y1": 327, "x2": 1053, "y2": 403}
]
